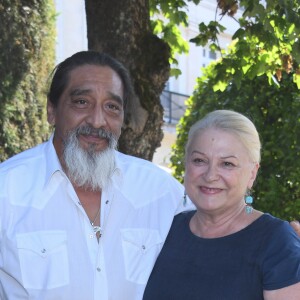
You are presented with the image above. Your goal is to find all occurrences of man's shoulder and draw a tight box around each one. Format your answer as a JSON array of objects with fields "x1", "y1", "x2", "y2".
[
  {"x1": 115, "y1": 151, "x2": 172, "y2": 177},
  {"x1": 114, "y1": 151, "x2": 184, "y2": 207},
  {"x1": 0, "y1": 142, "x2": 48, "y2": 173}
]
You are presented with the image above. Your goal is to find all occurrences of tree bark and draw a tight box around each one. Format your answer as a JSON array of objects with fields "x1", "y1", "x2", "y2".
[{"x1": 85, "y1": 0, "x2": 170, "y2": 160}]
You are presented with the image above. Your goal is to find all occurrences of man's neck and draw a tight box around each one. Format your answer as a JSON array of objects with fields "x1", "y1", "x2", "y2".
[{"x1": 74, "y1": 185, "x2": 102, "y2": 225}]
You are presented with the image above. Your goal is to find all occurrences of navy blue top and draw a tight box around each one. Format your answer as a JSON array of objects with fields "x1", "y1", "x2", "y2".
[{"x1": 143, "y1": 211, "x2": 300, "y2": 300}]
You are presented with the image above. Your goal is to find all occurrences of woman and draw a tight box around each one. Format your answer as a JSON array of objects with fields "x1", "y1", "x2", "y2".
[{"x1": 143, "y1": 110, "x2": 300, "y2": 299}]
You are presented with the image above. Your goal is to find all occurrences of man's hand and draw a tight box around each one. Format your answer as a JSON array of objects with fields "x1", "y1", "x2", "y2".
[{"x1": 290, "y1": 221, "x2": 300, "y2": 237}]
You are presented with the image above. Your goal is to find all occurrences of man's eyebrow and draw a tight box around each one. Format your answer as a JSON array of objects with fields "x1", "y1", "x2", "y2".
[
  {"x1": 69, "y1": 89, "x2": 124, "y2": 105},
  {"x1": 70, "y1": 88, "x2": 91, "y2": 96}
]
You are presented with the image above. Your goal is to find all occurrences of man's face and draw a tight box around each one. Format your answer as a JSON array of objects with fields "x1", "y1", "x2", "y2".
[{"x1": 47, "y1": 64, "x2": 124, "y2": 159}]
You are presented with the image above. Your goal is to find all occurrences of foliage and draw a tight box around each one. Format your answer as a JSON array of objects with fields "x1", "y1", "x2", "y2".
[
  {"x1": 150, "y1": 0, "x2": 300, "y2": 87},
  {"x1": 170, "y1": 54, "x2": 300, "y2": 220},
  {"x1": 0, "y1": 0, "x2": 56, "y2": 161},
  {"x1": 149, "y1": 0, "x2": 201, "y2": 76}
]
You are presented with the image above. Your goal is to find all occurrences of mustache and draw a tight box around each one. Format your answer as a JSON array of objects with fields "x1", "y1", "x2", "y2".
[
  {"x1": 70, "y1": 125, "x2": 118, "y2": 149},
  {"x1": 76, "y1": 126, "x2": 114, "y2": 140}
]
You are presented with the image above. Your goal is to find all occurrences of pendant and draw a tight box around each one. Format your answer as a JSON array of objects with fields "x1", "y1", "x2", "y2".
[{"x1": 93, "y1": 225, "x2": 102, "y2": 236}]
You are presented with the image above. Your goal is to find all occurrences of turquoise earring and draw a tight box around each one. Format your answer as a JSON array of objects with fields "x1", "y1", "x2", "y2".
[{"x1": 245, "y1": 195, "x2": 253, "y2": 214}]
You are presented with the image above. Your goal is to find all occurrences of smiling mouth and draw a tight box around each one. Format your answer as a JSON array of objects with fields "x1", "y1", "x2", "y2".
[
  {"x1": 200, "y1": 186, "x2": 223, "y2": 194},
  {"x1": 80, "y1": 133, "x2": 108, "y2": 144},
  {"x1": 82, "y1": 132, "x2": 106, "y2": 138}
]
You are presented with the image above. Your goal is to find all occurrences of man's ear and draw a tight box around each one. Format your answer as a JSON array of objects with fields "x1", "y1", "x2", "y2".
[{"x1": 47, "y1": 98, "x2": 56, "y2": 126}]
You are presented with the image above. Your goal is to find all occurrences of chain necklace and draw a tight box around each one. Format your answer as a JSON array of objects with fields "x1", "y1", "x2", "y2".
[
  {"x1": 88, "y1": 187, "x2": 115, "y2": 238},
  {"x1": 90, "y1": 207, "x2": 102, "y2": 236}
]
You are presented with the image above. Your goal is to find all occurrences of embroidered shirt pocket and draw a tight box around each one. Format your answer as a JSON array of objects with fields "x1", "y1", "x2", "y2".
[
  {"x1": 16, "y1": 230, "x2": 69, "y2": 289},
  {"x1": 121, "y1": 228, "x2": 163, "y2": 284}
]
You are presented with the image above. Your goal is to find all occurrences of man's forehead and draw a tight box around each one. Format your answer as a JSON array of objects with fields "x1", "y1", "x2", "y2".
[{"x1": 67, "y1": 65, "x2": 122, "y2": 86}]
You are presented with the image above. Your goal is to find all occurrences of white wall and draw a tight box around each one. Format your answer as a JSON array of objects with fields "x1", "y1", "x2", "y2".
[{"x1": 55, "y1": 0, "x2": 87, "y2": 64}]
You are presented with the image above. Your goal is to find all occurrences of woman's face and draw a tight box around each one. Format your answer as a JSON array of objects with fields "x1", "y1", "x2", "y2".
[{"x1": 184, "y1": 128, "x2": 259, "y2": 214}]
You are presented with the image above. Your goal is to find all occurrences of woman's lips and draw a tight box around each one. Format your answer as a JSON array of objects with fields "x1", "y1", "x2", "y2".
[{"x1": 200, "y1": 186, "x2": 223, "y2": 194}]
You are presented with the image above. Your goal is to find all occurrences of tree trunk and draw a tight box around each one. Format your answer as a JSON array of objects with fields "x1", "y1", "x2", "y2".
[{"x1": 85, "y1": 0, "x2": 170, "y2": 161}]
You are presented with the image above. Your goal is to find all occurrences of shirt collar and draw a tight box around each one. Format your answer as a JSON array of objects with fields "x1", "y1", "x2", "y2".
[{"x1": 44, "y1": 134, "x2": 65, "y2": 186}]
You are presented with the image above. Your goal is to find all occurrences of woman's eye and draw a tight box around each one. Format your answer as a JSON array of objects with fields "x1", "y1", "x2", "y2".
[
  {"x1": 223, "y1": 161, "x2": 235, "y2": 168},
  {"x1": 192, "y1": 158, "x2": 205, "y2": 164}
]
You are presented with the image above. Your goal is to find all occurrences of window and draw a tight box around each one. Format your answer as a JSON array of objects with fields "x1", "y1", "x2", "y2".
[{"x1": 209, "y1": 50, "x2": 217, "y2": 59}]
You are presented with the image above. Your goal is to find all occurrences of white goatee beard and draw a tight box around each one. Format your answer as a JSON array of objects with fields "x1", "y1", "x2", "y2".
[{"x1": 63, "y1": 129, "x2": 118, "y2": 191}]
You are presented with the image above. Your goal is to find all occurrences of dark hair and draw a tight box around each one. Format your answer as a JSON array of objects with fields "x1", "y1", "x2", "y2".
[{"x1": 47, "y1": 51, "x2": 133, "y2": 113}]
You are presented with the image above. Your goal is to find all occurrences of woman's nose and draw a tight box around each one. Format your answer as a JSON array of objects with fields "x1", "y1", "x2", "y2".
[{"x1": 204, "y1": 164, "x2": 219, "y2": 182}]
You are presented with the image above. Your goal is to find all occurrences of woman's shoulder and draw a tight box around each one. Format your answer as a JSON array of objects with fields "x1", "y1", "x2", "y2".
[
  {"x1": 253, "y1": 213, "x2": 300, "y2": 246},
  {"x1": 171, "y1": 210, "x2": 196, "y2": 231},
  {"x1": 258, "y1": 213, "x2": 292, "y2": 231},
  {"x1": 174, "y1": 210, "x2": 196, "y2": 221}
]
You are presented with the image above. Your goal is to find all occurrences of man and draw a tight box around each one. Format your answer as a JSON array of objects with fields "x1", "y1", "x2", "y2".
[
  {"x1": 0, "y1": 51, "x2": 190, "y2": 299},
  {"x1": 1, "y1": 51, "x2": 300, "y2": 300}
]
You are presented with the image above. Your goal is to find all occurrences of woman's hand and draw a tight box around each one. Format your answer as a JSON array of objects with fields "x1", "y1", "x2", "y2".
[{"x1": 290, "y1": 220, "x2": 300, "y2": 237}]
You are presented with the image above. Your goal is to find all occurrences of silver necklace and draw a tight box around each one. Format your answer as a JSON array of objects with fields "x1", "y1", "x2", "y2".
[
  {"x1": 89, "y1": 188, "x2": 114, "y2": 238},
  {"x1": 90, "y1": 207, "x2": 102, "y2": 236}
]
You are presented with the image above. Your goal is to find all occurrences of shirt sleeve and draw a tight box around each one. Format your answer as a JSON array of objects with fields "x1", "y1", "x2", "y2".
[{"x1": 263, "y1": 221, "x2": 300, "y2": 290}]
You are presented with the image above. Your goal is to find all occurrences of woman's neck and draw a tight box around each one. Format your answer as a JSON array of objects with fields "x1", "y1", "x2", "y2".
[{"x1": 190, "y1": 203, "x2": 263, "y2": 238}]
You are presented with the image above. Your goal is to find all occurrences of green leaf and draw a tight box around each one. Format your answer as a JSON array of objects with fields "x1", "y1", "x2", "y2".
[
  {"x1": 213, "y1": 80, "x2": 228, "y2": 92},
  {"x1": 294, "y1": 73, "x2": 300, "y2": 89},
  {"x1": 170, "y1": 68, "x2": 182, "y2": 78}
]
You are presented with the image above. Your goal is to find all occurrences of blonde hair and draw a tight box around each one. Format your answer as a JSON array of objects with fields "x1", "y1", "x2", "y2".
[{"x1": 186, "y1": 110, "x2": 261, "y2": 163}]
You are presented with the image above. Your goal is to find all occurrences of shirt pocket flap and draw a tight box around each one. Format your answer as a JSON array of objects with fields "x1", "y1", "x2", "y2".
[
  {"x1": 16, "y1": 231, "x2": 67, "y2": 257},
  {"x1": 121, "y1": 228, "x2": 163, "y2": 251},
  {"x1": 121, "y1": 228, "x2": 164, "y2": 284}
]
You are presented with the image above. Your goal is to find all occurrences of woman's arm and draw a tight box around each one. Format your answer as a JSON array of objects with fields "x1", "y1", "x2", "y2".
[{"x1": 264, "y1": 282, "x2": 300, "y2": 300}]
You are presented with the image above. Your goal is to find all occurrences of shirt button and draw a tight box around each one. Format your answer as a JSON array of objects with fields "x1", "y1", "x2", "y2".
[
  {"x1": 41, "y1": 248, "x2": 46, "y2": 253},
  {"x1": 97, "y1": 267, "x2": 101, "y2": 272},
  {"x1": 142, "y1": 245, "x2": 146, "y2": 250},
  {"x1": 89, "y1": 234, "x2": 94, "y2": 239}
]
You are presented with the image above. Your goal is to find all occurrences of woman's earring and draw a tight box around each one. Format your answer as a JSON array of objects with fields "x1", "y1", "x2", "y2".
[
  {"x1": 183, "y1": 191, "x2": 187, "y2": 207},
  {"x1": 245, "y1": 193, "x2": 253, "y2": 214}
]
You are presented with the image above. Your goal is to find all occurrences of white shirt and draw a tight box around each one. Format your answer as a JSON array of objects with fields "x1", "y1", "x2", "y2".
[{"x1": 0, "y1": 137, "x2": 192, "y2": 300}]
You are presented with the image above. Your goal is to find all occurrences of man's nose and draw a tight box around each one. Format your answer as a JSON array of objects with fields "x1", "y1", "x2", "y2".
[{"x1": 86, "y1": 104, "x2": 107, "y2": 128}]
